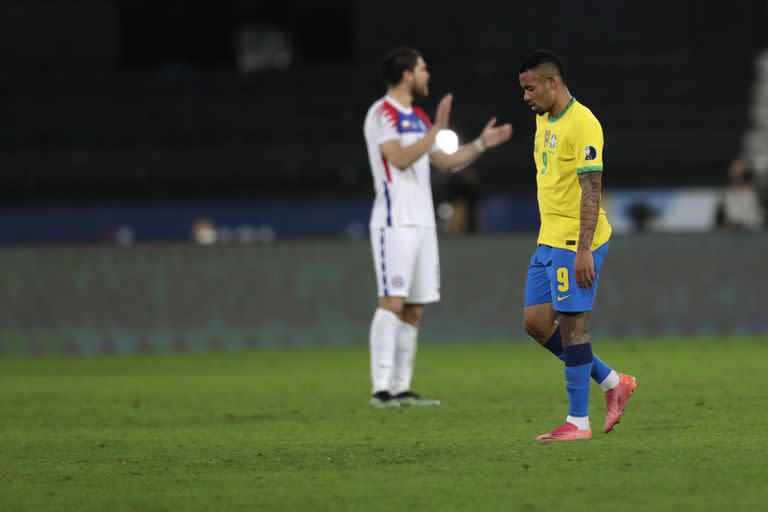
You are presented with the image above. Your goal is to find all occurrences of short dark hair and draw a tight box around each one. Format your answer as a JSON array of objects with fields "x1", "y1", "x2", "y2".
[
  {"x1": 381, "y1": 47, "x2": 422, "y2": 87},
  {"x1": 520, "y1": 49, "x2": 567, "y2": 85}
]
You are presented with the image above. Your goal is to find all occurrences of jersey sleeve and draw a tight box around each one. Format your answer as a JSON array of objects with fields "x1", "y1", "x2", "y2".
[
  {"x1": 373, "y1": 105, "x2": 400, "y2": 145},
  {"x1": 573, "y1": 116, "x2": 604, "y2": 174}
]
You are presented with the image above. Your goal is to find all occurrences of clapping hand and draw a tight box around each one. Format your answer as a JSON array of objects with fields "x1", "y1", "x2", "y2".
[
  {"x1": 434, "y1": 94, "x2": 453, "y2": 130},
  {"x1": 479, "y1": 117, "x2": 513, "y2": 149}
]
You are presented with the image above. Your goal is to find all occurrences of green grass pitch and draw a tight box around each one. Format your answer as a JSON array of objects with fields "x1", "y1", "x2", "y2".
[{"x1": 2, "y1": 337, "x2": 767, "y2": 511}]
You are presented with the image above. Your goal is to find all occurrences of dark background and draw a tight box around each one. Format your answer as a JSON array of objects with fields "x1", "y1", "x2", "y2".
[{"x1": 2, "y1": 0, "x2": 766, "y2": 205}]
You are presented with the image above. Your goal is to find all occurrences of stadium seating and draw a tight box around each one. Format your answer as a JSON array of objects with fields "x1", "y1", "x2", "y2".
[{"x1": 0, "y1": 2, "x2": 764, "y2": 202}]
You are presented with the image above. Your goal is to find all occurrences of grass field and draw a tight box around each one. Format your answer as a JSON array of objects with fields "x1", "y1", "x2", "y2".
[{"x1": 2, "y1": 337, "x2": 767, "y2": 511}]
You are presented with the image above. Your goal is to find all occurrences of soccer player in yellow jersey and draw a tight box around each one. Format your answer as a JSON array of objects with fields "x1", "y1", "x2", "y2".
[{"x1": 518, "y1": 50, "x2": 637, "y2": 442}]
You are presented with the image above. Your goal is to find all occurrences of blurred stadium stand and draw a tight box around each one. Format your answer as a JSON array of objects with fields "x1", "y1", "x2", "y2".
[
  {"x1": 2, "y1": 2, "x2": 766, "y2": 194},
  {"x1": 0, "y1": 1, "x2": 766, "y2": 240}
]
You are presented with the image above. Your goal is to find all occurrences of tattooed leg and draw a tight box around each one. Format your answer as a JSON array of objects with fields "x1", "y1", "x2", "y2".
[{"x1": 558, "y1": 311, "x2": 591, "y2": 347}]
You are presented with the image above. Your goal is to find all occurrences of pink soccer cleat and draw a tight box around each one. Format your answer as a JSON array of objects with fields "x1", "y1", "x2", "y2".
[
  {"x1": 604, "y1": 373, "x2": 638, "y2": 433},
  {"x1": 535, "y1": 422, "x2": 592, "y2": 442}
]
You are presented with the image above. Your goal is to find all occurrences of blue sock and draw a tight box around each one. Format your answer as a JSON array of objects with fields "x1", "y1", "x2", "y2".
[
  {"x1": 543, "y1": 327, "x2": 612, "y2": 384},
  {"x1": 542, "y1": 328, "x2": 566, "y2": 362},
  {"x1": 590, "y1": 353, "x2": 612, "y2": 384},
  {"x1": 564, "y1": 343, "x2": 593, "y2": 417}
]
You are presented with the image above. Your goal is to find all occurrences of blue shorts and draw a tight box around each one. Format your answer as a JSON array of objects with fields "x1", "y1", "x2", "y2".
[{"x1": 524, "y1": 242, "x2": 609, "y2": 313}]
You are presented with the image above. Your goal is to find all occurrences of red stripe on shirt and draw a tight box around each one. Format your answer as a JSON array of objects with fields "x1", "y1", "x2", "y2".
[
  {"x1": 381, "y1": 154, "x2": 392, "y2": 182},
  {"x1": 413, "y1": 106, "x2": 432, "y2": 129},
  {"x1": 377, "y1": 101, "x2": 400, "y2": 129}
]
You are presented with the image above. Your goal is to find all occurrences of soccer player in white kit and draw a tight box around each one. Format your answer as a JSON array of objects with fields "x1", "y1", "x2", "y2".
[{"x1": 363, "y1": 47, "x2": 513, "y2": 407}]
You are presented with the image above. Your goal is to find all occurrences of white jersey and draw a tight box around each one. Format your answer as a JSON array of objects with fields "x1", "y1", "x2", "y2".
[{"x1": 363, "y1": 96, "x2": 437, "y2": 228}]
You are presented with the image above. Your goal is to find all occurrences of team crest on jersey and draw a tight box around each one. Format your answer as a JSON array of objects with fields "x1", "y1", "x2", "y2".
[
  {"x1": 543, "y1": 130, "x2": 550, "y2": 145},
  {"x1": 401, "y1": 120, "x2": 411, "y2": 129},
  {"x1": 584, "y1": 145, "x2": 597, "y2": 161},
  {"x1": 391, "y1": 276, "x2": 405, "y2": 288},
  {"x1": 549, "y1": 135, "x2": 557, "y2": 149}
]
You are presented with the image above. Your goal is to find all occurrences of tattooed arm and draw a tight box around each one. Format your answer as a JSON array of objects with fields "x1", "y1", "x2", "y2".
[{"x1": 574, "y1": 171, "x2": 602, "y2": 289}]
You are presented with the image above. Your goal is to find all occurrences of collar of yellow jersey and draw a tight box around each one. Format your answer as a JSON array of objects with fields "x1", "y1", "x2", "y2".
[{"x1": 546, "y1": 97, "x2": 576, "y2": 124}]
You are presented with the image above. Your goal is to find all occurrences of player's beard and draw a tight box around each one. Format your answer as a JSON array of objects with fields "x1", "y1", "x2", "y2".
[{"x1": 411, "y1": 82, "x2": 428, "y2": 100}]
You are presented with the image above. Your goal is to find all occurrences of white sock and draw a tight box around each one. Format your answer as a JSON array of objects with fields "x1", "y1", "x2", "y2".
[
  {"x1": 390, "y1": 320, "x2": 418, "y2": 394},
  {"x1": 600, "y1": 370, "x2": 621, "y2": 392},
  {"x1": 369, "y1": 308, "x2": 400, "y2": 393},
  {"x1": 567, "y1": 415, "x2": 591, "y2": 431}
]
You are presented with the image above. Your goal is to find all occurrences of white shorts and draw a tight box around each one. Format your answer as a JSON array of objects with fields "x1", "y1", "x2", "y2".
[{"x1": 370, "y1": 226, "x2": 441, "y2": 304}]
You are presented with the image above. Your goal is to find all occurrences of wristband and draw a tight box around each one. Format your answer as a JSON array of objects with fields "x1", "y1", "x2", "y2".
[{"x1": 473, "y1": 138, "x2": 486, "y2": 153}]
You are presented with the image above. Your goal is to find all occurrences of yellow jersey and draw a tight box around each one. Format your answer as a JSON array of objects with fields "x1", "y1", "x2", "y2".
[{"x1": 533, "y1": 98, "x2": 611, "y2": 251}]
